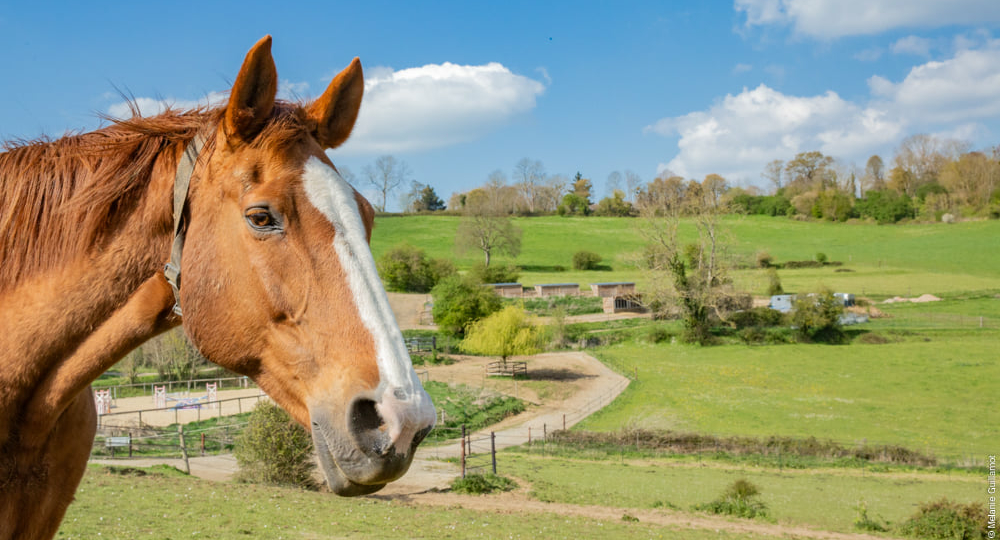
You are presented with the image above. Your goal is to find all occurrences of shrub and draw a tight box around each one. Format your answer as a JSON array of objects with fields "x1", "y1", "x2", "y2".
[
  {"x1": 431, "y1": 275, "x2": 502, "y2": 337},
  {"x1": 572, "y1": 250, "x2": 603, "y2": 270},
  {"x1": 792, "y1": 290, "x2": 845, "y2": 343},
  {"x1": 450, "y1": 473, "x2": 517, "y2": 495},
  {"x1": 693, "y1": 479, "x2": 769, "y2": 520},
  {"x1": 855, "y1": 189, "x2": 914, "y2": 223},
  {"x1": 234, "y1": 401, "x2": 318, "y2": 490},
  {"x1": 470, "y1": 261, "x2": 519, "y2": 284},
  {"x1": 645, "y1": 325, "x2": 672, "y2": 344},
  {"x1": 815, "y1": 252, "x2": 828, "y2": 264},
  {"x1": 376, "y1": 243, "x2": 455, "y2": 293},
  {"x1": 755, "y1": 251, "x2": 773, "y2": 268},
  {"x1": 896, "y1": 498, "x2": 988, "y2": 539},
  {"x1": 766, "y1": 267, "x2": 784, "y2": 296},
  {"x1": 729, "y1": 307, "x2": 785, "y2": 329},
  {"x1": 853, "y1": 500, "x2": 889, "y2": 532}
]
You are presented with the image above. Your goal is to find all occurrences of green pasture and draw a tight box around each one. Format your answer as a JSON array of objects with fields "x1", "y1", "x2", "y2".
[
  {"x1": 583, "y1": 330, "x2": 997, "y2": 460},
  {"x1": 498, "y1": 453, "x2": 983, "y2": 534},
  {"x1": 59, "y1": 466, "x2": 783, "y2": 540},
  {"x1": 372, "y1": 214, "x2": 1000, "y2": 296}
]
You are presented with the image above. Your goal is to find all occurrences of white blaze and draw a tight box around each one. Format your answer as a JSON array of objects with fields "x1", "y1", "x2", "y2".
[{"x1": 302, "y1": 157, "x2": 434, "y2": 441}]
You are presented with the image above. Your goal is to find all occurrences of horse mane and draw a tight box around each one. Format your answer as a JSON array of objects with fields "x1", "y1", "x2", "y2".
[{"x1": 0, "y1": 101, "x2": 311, "y2": 293}]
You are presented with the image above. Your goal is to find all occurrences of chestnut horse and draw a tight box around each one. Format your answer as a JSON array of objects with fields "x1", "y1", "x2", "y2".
[{"x1": 0, "y1": 36, "x2": 435, "y2": 539}]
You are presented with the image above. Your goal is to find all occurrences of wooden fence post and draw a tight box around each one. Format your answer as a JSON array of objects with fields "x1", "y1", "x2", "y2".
[
  {"x1": 178, "y1": 425, "x2": 190, "y2": 474},
  {"x1": 460, "y1": 424, "x2": 466, "y2": 478},
  {"x1": 491, "y1": 432, "x2": 497, "y2": 475}
]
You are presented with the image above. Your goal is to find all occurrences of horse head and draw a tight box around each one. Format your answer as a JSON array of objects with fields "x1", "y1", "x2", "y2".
[{"x1": 179, "y1": 36, "x2": 434, "y2": 495}]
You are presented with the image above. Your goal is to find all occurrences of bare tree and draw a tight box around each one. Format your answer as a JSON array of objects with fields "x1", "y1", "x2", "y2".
[
  {"x1": 624, "y1": 170, "x2": 643, "y2": 203},
  {"x1": 640, "y1": 174, "x2": 741, "y2": 345},
  {"x1": 512, "y1": 158, "x2": 546, "y2": 213},
  {"x1": 455, "y1": 174, "x2": 522, "y2": 267},
  {"x1": 605, "y1": 171, "x2": 623, "y2": 198},
  {"x1": 762, "y1": 159, "x2": 784, "y2": 193},
  {"x1": 363, "y1": 155, "x2": 411, "y2": 212}
]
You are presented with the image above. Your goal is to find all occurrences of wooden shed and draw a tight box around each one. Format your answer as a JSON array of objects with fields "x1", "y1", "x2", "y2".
[{"x1": 533, "y1": 283, "x2": 580, "y2": 297}]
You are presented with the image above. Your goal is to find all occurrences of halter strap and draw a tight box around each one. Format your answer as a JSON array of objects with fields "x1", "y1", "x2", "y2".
[{"x1": 164, "y1": 134, "x2": 207, "y2": 317}]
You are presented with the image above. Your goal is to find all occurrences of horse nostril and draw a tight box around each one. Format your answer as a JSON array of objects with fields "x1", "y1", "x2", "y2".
[{"x1": 348, "y1": 398, "x2": 390, "y2": 456}]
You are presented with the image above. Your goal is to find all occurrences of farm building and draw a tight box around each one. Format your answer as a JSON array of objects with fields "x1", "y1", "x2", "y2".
[
  {"x1": 534, "y1": 283, "x2": 580, "y2": 297},
  {"x1": 590, "y1": 282, "x2": 636, "y2": 297},
  {"x1": 489, "y1": 282, "x2": 524, "y2": 298}
]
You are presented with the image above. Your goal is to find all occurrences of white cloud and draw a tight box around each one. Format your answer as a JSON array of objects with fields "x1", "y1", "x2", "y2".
[
  {"x1": 338, "y1": 62, "x2": 546, "y2": 154},
  {"x1": 891, "y1": 36, "x2": 933, "y2": 56},
  {"x1": 104, "y1": 62, "x2": 545, "y2": 155},
  {"x1": 648, "y1": 85, "x2": 901, "y2": 182},
  {"x1": 105, "y1": 81, "x2": 307, "y2": 119},
  {"x1": 869, "y1": 42, "x2": 1000, "y2": 123},
  {"x1": 649, "y1": 40, "x2": 1000, "y2": 186},
  {"x1": 736, "y1": 0, "x2": 1000, "y2": 39}
]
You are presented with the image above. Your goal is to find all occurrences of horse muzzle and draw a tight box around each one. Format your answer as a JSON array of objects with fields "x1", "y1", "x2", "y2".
[{"x1": 309, "y1": 384, "x2": 435, "y2": 495}]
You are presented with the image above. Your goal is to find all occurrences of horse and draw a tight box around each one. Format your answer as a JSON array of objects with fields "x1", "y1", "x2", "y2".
[{"x1": 0, "y1": 36, "x2": 435, "y2": 540}]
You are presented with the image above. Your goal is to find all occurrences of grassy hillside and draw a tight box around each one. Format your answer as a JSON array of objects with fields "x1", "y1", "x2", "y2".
[{"x1": 372, "y1": 215, "x2": 1000, "y2": 296}]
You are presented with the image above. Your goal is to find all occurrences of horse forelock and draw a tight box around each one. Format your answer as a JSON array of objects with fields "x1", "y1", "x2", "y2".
[{"x1": 0, "y1": 101, "x2": 312, "y2": 293}]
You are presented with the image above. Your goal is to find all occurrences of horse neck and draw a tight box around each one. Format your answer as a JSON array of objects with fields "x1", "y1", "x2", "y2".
[{"x1": 0, "y1": 138, "x2": 184, "y2": 423}]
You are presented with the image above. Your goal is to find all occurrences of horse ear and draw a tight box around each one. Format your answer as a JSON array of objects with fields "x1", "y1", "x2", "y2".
[
  {"x1": 307, "y1": 57, "x2": 364, "y2": 149},
  {"x1": 225, "y1": 35, "x2": 278, "y2": 142}
]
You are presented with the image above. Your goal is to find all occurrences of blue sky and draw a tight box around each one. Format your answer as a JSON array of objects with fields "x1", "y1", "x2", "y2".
[{"x1": 3, "y1": 1, "x2": 1000, "y2": 209}]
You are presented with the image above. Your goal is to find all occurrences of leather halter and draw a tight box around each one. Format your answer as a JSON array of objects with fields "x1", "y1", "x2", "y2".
[{"x1": 163, "y1": 134, "x2": 207, "y2": 316}]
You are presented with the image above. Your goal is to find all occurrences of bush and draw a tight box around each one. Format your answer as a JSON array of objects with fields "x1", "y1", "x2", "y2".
[
  {"x1": 755, "y1": 251, "x2": 773, "y2": 268},
  {"x1": 897, "y1": 498, "x2": 988, "y2": 539},
  {"x1": 853, "y1": 500, "x2": 889, "y2": 532},
  {"x1": 470, "y1": 261, "x2": 519, "y2": 284},
  {"x1": 766, "y1": 267, "x2": 784, "y2": 296},
  {"x1": 572, "y1": 250, "x2": 603, "y2": 270},
  {"x1": 376, "y1": 243, "x2": 455, "y2": 293},
  {"x1": 693, "y1": 479, "x2": 770, "y2": 520},
  {"x1": 431, "y1": 275, "x2": 502, "y2": 337},
  {"x1": 729, "y1": 307, "x2": 785, "y2": 329},
  {"x1": 815, "y1": 252, "x2": 828, "y2": 264},
  {"x1": 233, "y1": 402, "x2": 317, "y2": 490},
  {"x1": 450, "y1": 473, "x2": 517, "y2": 495},
  {"x1": 792, "y1": 290, "x2": 845, "y2": 343}
]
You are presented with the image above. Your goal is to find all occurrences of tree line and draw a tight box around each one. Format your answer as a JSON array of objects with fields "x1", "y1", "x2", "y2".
[{"x1": 351, "y1": 132, "x2": 999, "y2": 223}]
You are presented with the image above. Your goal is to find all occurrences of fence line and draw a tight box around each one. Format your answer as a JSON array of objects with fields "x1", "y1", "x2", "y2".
[
  {"x1": 96, "y1": 394, "x2": 270, "y2": 429},
  {"x1": 93, "y1": 375, "x2": 255, "y2": 401}
]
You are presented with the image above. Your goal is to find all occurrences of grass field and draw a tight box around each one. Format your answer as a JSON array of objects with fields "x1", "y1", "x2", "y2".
[
  {"x1": 371, "y1": 214, "x2": 1000, "y2": 296},
  {"x1": 59, "y1": 466, "x2": 790, "y2": 540},
  {"x1": 497, "y1": 453, "x2": 982, "y2": 533},
  {"x1": 581, "y1": 299, "x2": 998, "y2": 461}
]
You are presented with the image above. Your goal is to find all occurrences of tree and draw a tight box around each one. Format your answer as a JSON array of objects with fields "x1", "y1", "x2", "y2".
[
  {"x1": 512, "y1": 158, "x2": 546, "y2": 213},
  {"x1": 571, "y1": 172, "x2": 592, "y2": 203},
  {"x1": 762, "y1": 159, "x2": 784, "y2": 194},
  {"x1": 605, "y1": 171, "x2": 623, "y2": 198},
  {"x1": 640, "y1": 175, "x2": 740, "y2": 345},
  {"x1": 556, "y1": 192, "x2": 590, "y2": 216},
  {"x1": 404, "y1": 182, "x2": 445, "y2": 212},
  {"x1": 461, "y1": 306, "x2": 542, "y2": 367},
  {"x1": 784, "y1": 151, "x2": 835, "y2": 192},
  {"x1": 863, "y1": 155, "x2": 885, "y2": 194},
  {"x1": 456, "y1": 175, "x2": 523, "y2": 266},
  {"x1": 363, "y1": 155, "x2": 411, "y2": 212},
  {"x1": 376, "y1": 244, "x2": 455, "y2": 293},
  {"x1": 624, "y1": 170, "x2": 643, "y2": 203},
  {"x1": 431, "y1": 275, "x2": 502, "y2": 337},
  {"x1": 593, "y1": 189, "x2": 635, "y2": 217}
]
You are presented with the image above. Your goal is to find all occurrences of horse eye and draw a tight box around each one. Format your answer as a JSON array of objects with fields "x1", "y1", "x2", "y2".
[{"x1": 245, "y1": 208, "x2": 279, "y2": 231}]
